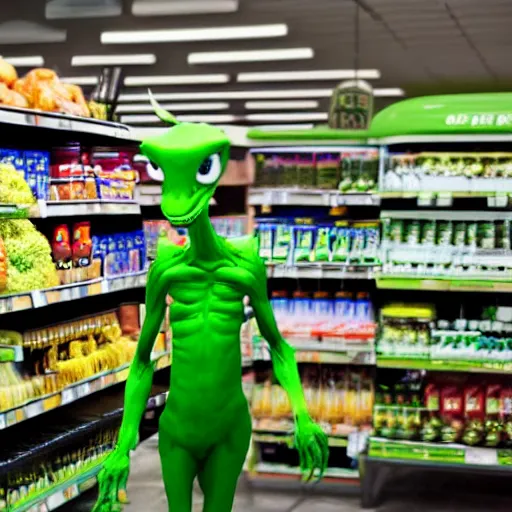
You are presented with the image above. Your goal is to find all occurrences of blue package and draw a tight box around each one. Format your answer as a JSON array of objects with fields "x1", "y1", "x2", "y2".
[
  {"x1": 0, "y1": 149, "x2": 25, "y2": 176},
  {"x1": 126, "y1": 234, "x2": 138, "y2": 273},
  {"x1": 25, "y1": 151, "x2": 50, "y2": 200},
  {"x1": 116, "y1": 235, "x2": 128, "y2": 274},
  {"x1": 105, "y1": 236, "x2": 118, "y2": 276},
  {"x1": 134, "y1": 230, "x2": 146, "y2": 270}
]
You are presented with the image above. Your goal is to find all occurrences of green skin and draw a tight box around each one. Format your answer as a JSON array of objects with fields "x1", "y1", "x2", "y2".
[{"x1": 93, "y1": 104, "x2": 329, "y2": 512}]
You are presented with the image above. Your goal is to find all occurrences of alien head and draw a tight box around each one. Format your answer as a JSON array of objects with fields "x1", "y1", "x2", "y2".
[{"x1": 140, "y1": 92, "x2": 230, "y2": 226}]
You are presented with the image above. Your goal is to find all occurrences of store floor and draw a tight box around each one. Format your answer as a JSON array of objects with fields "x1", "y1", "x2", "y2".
[{"x1": 67, "y1": 435, "x2": 512, "y2": 512}]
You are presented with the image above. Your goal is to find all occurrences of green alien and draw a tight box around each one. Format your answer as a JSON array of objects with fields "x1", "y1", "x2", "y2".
[{"x1": 93, "y1": 94, "x2": 329, "y2": 512}]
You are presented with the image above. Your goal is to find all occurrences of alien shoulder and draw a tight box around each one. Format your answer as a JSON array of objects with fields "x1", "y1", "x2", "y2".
[
  {"x1": 227, "y1": 236, "x2": 265, "y2": 276},
  {"x1": 147, "y1": 239, "x2": 184, "y2": 282}
]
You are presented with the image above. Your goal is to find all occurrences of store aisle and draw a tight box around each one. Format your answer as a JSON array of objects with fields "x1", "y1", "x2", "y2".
[{"x1": 67, "y1": 434, "x2": 512, "y2": 512}]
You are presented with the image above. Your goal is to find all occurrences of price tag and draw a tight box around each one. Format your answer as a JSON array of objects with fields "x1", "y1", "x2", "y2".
[
  {"x1": 417, "y1": 192, "x2": 433, "y2": 207},
  {"x1": 31, "y1": 290, "x2": 47, "y2": 308},
  {"x1": 25, "y1": 400, "x2": 44, "y2": 419},
  {"x1": 76, "y1": 382, "x2": 91, "y2": 398},
  {"x1": 47, "y1": 489, "x2": 67, "y2": 510},
  {"x1": 61, "y1": 387, "x2": 75, "y2": 405},
  {"x1": 0, "y1": 296, "x2": 13, "y2": 314},
  {"x1": 436, "y1": 192, "x2": 453, "y2": 207},
  {"x1": 37, "y1": 199, "x2": 48, "y2": 219},
  {"x1": 57, "y1": 117, "x2": 73, "y2": 131},
  {"x1": 465, "y1": 447, "x2": 498, "y2": 466},
  {"x1": 62, "y1": 484, "x2": 79, "y2": 502},
  {"x1": 124, "y1": 275, "x2": 135, "y2": 289},
  {"x1": 0, "y1": 413, "x2": 5, "y2": 430},
  {"x1": 347, "y1": 431, "x2": 359, "y2": 458}
]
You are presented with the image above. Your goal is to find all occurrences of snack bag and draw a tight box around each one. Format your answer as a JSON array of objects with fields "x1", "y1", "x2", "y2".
[
  {"x1": 440, "y1": 385, "x2": 465, "y2": 443},
  {"x1": 462, "y1": 384, "x2": 485, "y2": 445}
]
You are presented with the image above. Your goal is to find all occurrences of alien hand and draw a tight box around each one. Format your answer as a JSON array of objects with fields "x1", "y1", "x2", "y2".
[
  {"x1": 92, "y1": 447, "x2": 131, "y2": 512},
  {"x1": 295, "y1": 416, "x2": 329, "y2": 482}
]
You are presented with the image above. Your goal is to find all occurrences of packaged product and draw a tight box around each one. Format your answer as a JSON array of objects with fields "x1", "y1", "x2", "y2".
[
  {"x1": 310, "y1": 291, "x2": 333, "y2": 337},
  {"x1": 500, "y1": 387, "x2": 512, "y2": 447},
  {"x1": 71, "y1": 222, "x2": 92, "y2": 281},
  {"x1": 332, "y1": 223, "x2": 351, "y2": 261},
  {"x1": 421, "y1": 383, "x2": 442, "y2": 442},
  {"x1": 272, "y1": 223, "x2": 292, "y2": 262},
  {"x1": 496, "y1": 220, "x2": 511, "y2": 250},
  {"x1": 292, "y1": 225, "x2": 315, "y2": 263},
  {"x1": 51, "y1": 224, "x2": 72, "y2": 283},
  {"x1": 466, "y1": 222, "x2": 478, "y2": 248},
  {"x1": 453, "y1": 222, "x2": 466, "y2": 247},
  {"x1": 421, "y1": 220, "x2": 436, "y2": 245},
  {"x1": 91, "y1": 236, "x2": 102, "y2": 278},
  {"x1": 279, "y1": 154, "x2": 297, "y2": 187},
  {"x1": 478, "y1": 222, "x2": 496, "y2": 249},
  {"x1": 462, "y1": 384, "x2": 485, "y2": 445},
  {"x1": 350, "y1": 225, "x2": 365, "y2": 262},
  {"x1": 389, "y1": 220, "x2": 404, "y2": 243},
  {"x1": 296, "y1": 154, "x2": 315, "y2": 188},
  {"x1": 316, "y1": 153, "x2": 340, "y2": 190},
  {"x1": 440, "y1": 385, "x2": 464, "y2": 443},
  {"x1": 484, "y1": 384, "x2": 502, "y2": 447},
  {"x1": 312, "y1": 225, "x2": 329, "y2": 262},
  {"x1": 25, "y1": 151, "x2": 50, "y2": 200},
  {"x1": 362, "y1": 223, "x2": 380, "y2": 263},
  {"x1": 134, "y1": 230, "x2": 146, "y2": 270},
  {"x1": 118, "y1": 303, "x2": 141, "y2": 336},
  {"x1": 436, "y1": 221, "x2": 453, "y2": 246}
]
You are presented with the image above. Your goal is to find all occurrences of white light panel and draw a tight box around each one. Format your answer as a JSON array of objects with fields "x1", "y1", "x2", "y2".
[
  {"x1": 132, "y1": 0, "x2": 239, "y2": 16},
  {"x1": 101, "y1": 24, "x2": 287, "y2": 44},
  {"x1": 60, "y1": 76, "x2": 99, "y2": 85},
  {"x1": 117, "y1": 102, "x2": 230, "y2": 113},
  {"x1": 246, "y1": 113, "x2": 328, "y2": 122},
  {"x1": 121, "y1": 114, "x2": 237, "y2": 124},
  {"x1": 72, "y1": 54, "x2": 156, "y2": 66},
  {"x1": 238, "y1": 69, "x2": 381, "y2": 82},
  {"x1": 188, "y1": 48, "x2": 314, "y2": 65},
  {"x1": 245, "y1": 100, "x2": 319, "y2": 110},
  {"x1": 125, "y1": 74, "x2": 229, "y2": 86},
  {"x1": 4, "y1": 56, "x2": 44, "y2": 67},
  {"x1": 119, "y1": 88, "x2": 404, "y2": 102}
]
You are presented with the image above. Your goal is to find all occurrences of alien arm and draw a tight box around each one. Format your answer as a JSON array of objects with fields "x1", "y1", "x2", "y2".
[
  {"x1": 248, "y1": 256, "x2": 310, "y2": 425},
  {"x1": 116, "y1": 259, "x2": 169, "y2": 453}
]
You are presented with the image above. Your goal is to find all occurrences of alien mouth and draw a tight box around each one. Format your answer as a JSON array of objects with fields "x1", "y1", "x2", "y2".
[{"x1": 164, "y1": 193, "x2": 210, "y2": 226}]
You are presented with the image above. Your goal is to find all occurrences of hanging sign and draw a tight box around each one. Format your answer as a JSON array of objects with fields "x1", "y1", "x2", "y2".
[{"x1": 328, "y1": 80, "x2": 373, "y2": 130}]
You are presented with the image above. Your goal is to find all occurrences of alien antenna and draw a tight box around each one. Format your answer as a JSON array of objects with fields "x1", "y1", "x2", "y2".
[{"x1": 148, "y1": 89, "x2": 179, "y2": 126}]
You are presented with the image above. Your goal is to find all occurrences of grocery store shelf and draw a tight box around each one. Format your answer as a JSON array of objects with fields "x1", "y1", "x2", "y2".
[
  {"x1": 253, "y1": 339, "x2": 375, "y2": 365},
  {"x1": 372, "y1": 134, "x2": 512, "y2": 145},
  {"x1": 376, "y1": 275, "x2": 512, "y2": 293},
  {"x1": 267, "y1": 263, "x2": 379, "y2": 280},
  {"x1": 368, "y1": 437, "x2": 512, "y2": 467},
  {"x1": 381, "y1": 209, "x2": 512, "y2": 221},
  {"x1": 30, "y1": 199, "x2": 141, "y2": 218},
  {"x1": 0, "y1": 270, "x2": 148, "y2": 314},
  {"x1": 11, "y1": 459, "x2": 103, "y2": 512},
  {"x1": 0, "y1": 351, "x2": 171, "y2": 431},
  {"x1": 249, "y1": 462, "x2": 359, "y2": 481},
  {"x1": 253, "y1": 431, "x2": 349, "y2": 448},
  {"x1": 250, "y1": 188, "x2": 380, "y2": 207},
  {"x1": 0, "y1": 105, "x2": 135, "y2": 141},
  {"x1": 377, "y1": 356, "x2": 512, "y2": 374}
]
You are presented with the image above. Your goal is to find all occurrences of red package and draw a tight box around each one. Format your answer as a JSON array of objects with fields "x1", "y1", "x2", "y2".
[
  {"x1": 52, "y1": 225, "x2": 72, "y2": 270},
  {"x1": 440, "y1": 385, "x2": 464, "y2": 443},
  {"x1": 72, "y1": 222, "x2": 92, "y2": 268},
  {"x1": 462, "y1": 383, "x2": 485, "y2": 445}
]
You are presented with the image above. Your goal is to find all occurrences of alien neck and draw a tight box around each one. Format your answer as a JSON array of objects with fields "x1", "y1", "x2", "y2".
[{"x1": 187, "y1": 207, "x2": 224, "y2": 261}]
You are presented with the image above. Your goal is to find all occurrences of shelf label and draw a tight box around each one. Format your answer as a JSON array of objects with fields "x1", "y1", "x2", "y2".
[
  {"x1": 25, "y1": 400, "x2": 44, "y2": 419},
  {"x1": 31, "y1": 289, "x2": 48, "y2": 308},
  {"x1": 47, "y1": 489, "x2": 66, "y2": 510},
  {"x1": 465, "y1": 447, "x2": 498, "y2": 466},
  {"x1": 61, "y1": 387, "x2": 75, "y2": 405},
  {"x1": 0, "y1": 296, "x2": 13, "y2": 314},
  {"x1": 0, "y1": 413, "x2": 5, "y2": 430}
]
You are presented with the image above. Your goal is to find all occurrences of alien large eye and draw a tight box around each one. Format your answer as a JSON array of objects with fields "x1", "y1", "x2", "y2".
[{"x1": 196, "y1": 153, "x2": 221, "y2": 185}]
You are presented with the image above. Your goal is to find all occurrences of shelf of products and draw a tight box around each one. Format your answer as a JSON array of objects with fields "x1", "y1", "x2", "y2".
[
  {"x1": 382, "y1": 152, "x2": 512, "y2": 195},
  {"x1": 0, "y1": 271, "x2": 147, "y2": 314},
  {"x1": 256, "y1": 219, "x2": 380, "y2": 266},
  {"x1": 267, "y1": 262, "x2": 378, "y2": 280},
  {"x1": 0, "y1": 304, "x2": 171, "y2": 428},
  {"x1": 377, "y1": 303, "x2": 512, "y2": 373},
  {"x1": 379, "y1": 210, "x2": 512, "y2": 287},
  {"x1": 251, "y1": 147, "x2": 379, "y2": 193},
  {"x1": 249, "y1": 188, "x2": 380, "y2": 207}
]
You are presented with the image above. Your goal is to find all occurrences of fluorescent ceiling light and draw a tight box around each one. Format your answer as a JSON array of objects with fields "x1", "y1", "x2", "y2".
[
  {"x1": 60, "y1": 76, "x2": 99, "y2": 85},
  {"x1": 245, "y1": 100, "x2": 319, "y2": 110},
  {"x1": 238, "y1": 69, "x2": 381, "y2": 82},
  {"x1": 132, "y1": 0, "x2": 239, "y2": 16},
  {"x1": 188, "y1": 48, "x2": 314, "y2": 65},
  {"x1": 102, "y1": 24, "x2": 287, "y2": 44},
  {"x1": 117, "y1": 102, "x2": 229, "y2": 113},
  {"x1": 72, "y1": 54, "x2": 156, "y2": 66},
  {"x1": 4, "y1": 56, "x2": 44, "y2": 67},
  {"x1": 119, "y1": 87, "x2": 404, "y2": 103},
  {"x1": 121, "y1": 114, "x2": 237, "y2": 124},
  {"x1": 246, "y1": 113, "x2": 328, "y2": 122},
  {"x1": 374, "y1": 88, "x2": 404, "y2": 97},
  {"x1": 125, "y1": 74, "x2": 229, "y2": 86}
]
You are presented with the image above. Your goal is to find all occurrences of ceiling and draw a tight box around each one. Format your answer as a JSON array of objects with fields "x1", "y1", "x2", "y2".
[{"x1": 1, "y1": 0, "x2": 512, "y2": 127}]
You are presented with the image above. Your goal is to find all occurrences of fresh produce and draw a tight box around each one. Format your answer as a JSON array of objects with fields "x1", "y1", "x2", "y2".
[
  {"x1": 0, "y1": 163, "x2": 35, "y2": 205},
  {"x1": 0, "y1": 219, "x2": 59, "y2": 294}
]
